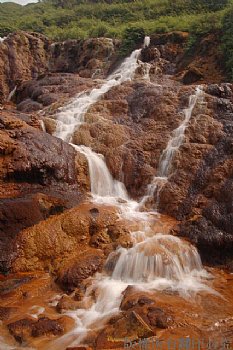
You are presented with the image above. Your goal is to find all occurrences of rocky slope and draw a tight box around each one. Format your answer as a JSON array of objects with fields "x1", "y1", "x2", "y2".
[{"x1": 0, "y1": 30, "x2": 233, "y2": 350}]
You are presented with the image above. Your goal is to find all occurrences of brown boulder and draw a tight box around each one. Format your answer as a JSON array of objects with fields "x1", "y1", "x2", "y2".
[
  {"x1": 8, "y1": 318, "x2": 36, "y2": 343},
  {"x1": 50, "y1": 38, "x2": 118, "y2": 79},
  {"x1": 31, "y1": 316, "x2": 64, "y2": 337},
  {"x1": 7, "y1": 316, "x2": 64, "y2": 343},
  {"x1": 10, "y1": 202, "x2": 129, "y2": 280},
  {"x1": 141, "y1": 47, "x2": 161, "y2": 63},
  {"x1": 147, "y1": 307, "x2": 173, "y2": 328},
  {"x1": 96, "y1": 311, "x2": 154, "y2": 349},
  {"x1": 56, "y1": 249, "x2": 104, "y2": 291},
  {"x1": 182, "y1": 67, "x2": 203, "y2": 85}
]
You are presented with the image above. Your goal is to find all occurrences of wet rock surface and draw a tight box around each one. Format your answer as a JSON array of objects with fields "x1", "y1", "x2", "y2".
[
  {"x1": 0, "y1": 30, "x2": 233, "y2": 350},
  {"x1": 158, "y1": 83, "x2": 233, "y2": 266},
  {"x1": 0, "y1": 108, "x2": 88, "y2": 273}
]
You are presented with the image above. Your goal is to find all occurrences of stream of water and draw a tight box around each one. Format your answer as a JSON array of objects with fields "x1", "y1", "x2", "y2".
[
  {"x1": 48, "y1": 39, "x2": 213, "y2": 349},
  {"x1": 140, "y1": 86, "x2": 203, "y2": 209}
]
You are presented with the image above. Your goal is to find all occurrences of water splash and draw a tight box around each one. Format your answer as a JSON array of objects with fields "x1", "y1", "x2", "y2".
[{"x1": 73, "y1": 144, "x2": 128, "y2": 199}]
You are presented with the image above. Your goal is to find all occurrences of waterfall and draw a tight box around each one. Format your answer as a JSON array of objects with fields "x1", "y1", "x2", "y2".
[
  {"x1": 140, "y1": 86, "x2": 203, "y2": 208},
  {"x1": 7, "y1": 86, "x2": 17, "y2": 102},
  {"x1": 49, "y1": 45, "x2": 213, "y2": 350},
  {"x1": 158, "y1": 86, "x2": 203, "y2": 177},
  {"x1": 72, "y1": 144, "x2": 129, "y2": 200},
  {"x1": 55, "y1": 48, "x2": 141, "y2": 143},
  {"x1": 144, "y1": 36, "x2": 151, "y2": 48},
  {"x1": 110, "y1": 235, "x2": 205, "y2": 284}
]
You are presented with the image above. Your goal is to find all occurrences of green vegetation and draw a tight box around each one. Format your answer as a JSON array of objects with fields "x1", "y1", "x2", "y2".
[
  {"x1": 222, "y1": 5, "x2": 233, "y2": 80},
  {"x1": 0, "y1": 0, "x2": 233, "y2": 78}
]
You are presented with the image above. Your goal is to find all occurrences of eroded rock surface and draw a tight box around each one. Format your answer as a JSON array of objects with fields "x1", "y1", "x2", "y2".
[
  {"x1": 0, "y1": 32, "x2": 50, "y2": 104},
  {"x1": 0, "y1": 108, "x2": 89, "y2": 273}
]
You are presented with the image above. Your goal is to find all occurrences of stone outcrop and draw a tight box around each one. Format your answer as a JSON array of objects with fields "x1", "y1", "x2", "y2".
[
  {"x1": 10, "y1": 202, "x2": 132, "y2": 288},
  {"x1": 49, "y1": 37, "x2": 120, "y2": 78},
  {"x1": 158, "y1": 83, "x2": 233, "y2": 266},
  {"x1": 15, "y1": 73, "x2": 101, "y2": 113},
  {"x1": 0, "y1": 108, "x2": 89, "y2": 273},
  {"x1": 0, "y1": 31, "x2": 50, "y2": 104}
]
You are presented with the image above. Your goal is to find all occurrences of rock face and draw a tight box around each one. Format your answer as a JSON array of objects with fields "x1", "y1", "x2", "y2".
[
  {"x1": 49, "y1": 37, "x2": 120, "y2": 78},
  {"x1": 73, "y1": 81, "x2": 182, "y2": 198},
  {"x1": 0, "y1": 31, "x2": 50, "y2": 104},
  {"x1": 158, "y1": 84, "x2": 233, "y2": 266},
  {"x1": 0, "y1": 108, "x2": 89, "y2": 273},
  {"x1": 0, "y1": 29, "x2": 233, "y2": 350},
  {"x1": 0, "y1": 33, "x2": 119, "y2": 106},
  {"x1": 10, "y1": 202, "x2": 132, "y2": 290}
]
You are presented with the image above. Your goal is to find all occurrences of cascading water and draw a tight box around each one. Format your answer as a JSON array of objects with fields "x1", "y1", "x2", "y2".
[
  {"x1": 140, "y1": 86, "x2": 203, "y2": 208},
  {"x1": 48, "y1": 42, "x2": 212, "y2": 349},
  {"x1": 55, "y1": 48, "x2": 142, "y2": 143},
  {"x1": 72, "y1": 144, "x2": 128, "y2": 200}
]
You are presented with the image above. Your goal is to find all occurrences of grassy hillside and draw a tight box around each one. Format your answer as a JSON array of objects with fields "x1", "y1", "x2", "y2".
[{"x1": 0, "y1": 0, "x2": 233, "y2": 79}]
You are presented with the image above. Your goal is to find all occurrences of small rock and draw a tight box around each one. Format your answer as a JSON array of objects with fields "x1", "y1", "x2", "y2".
[
  {"x1": 8, "y1": 318, "x2": 36, "y2": 343},
  {"x1": 0, "y1": 306, "x2": 17, "y2": 320},
  {"x1": 31, "y1": 317, "x2": 64, "y2": 337},
  {"x1": 147, "y1": 307, "x2": 173, "y2": 329},
  {"x1": 182, "y1": 67, "x2": 203, "y2": 85}
]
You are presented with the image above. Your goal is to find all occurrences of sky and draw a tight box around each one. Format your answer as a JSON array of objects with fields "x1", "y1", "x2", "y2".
[{"x1": 0, "y1": 0, "x2": 38, "y2": 4}]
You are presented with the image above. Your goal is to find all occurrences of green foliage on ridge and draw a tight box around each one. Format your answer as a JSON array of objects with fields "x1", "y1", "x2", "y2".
[{"x1": 0, "y1": 0, "x2": 233, "y2": 79}]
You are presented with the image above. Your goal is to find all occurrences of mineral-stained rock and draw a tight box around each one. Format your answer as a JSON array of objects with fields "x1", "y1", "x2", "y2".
[
  {"x1": 0, "y1": 31, "x2": 50, "y2": 104},
  {"x1": 158, "y1": 84, "x2": 233, "y2": 265},
  {"x1": 56, "y1": 249, "x2": 104, "y2": 291},
  {"x1": 96, "y1": 311, "x2": 154, "y2": 349},
  {"x1": 31, "y1": 316, "x2": 64, "y2": 337},
  {"x1": 0, "y1": 306, "x2": 17, "y2": 320},
  {"x1": 7, "y1": 316, "x2": 64, "y2": 343},
  {"x1": 56, "y1": 295, "x2": 81, "y2": 313},
  {"x1": 182, "y1": 67, "x2": 204, "y2": 85},
  {"x1": 0, "y1": 109, "x2": 89, "y2": 273},
  {"x1": 8, "y1": 318, "x2": 36, "y2": 343},
  {"x1": 10, "y1": 202, "x2": 132, "y2": 288},
  {"x1": 147, "y1": 307, "x2": 173, "y2": 328},
  {"x1": 15, "y1": 73, "x2": 101, "y2": 112},
  {"x1": 49, "y1": 37, "x2": 119, "y2": 79}
]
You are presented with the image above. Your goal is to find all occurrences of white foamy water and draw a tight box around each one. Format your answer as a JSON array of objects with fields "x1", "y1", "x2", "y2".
[
  {"x1": 45, "y1": 44, "x2": 212, "y2": 349},
  {"x1": 7, "y1": 86, "x2": 17, "y2": 102},
  {"x1": 140, "y1": 86, "x2": 203, "y2": 208},
  {"x1": 144, "y1": 36, "x2": 151, "y2": 48},
  {"x1": 0, "y1": 36, "x2": 6, "y2": 43},
  {"x1": 158, "y1": 86, "x2": 203, "y2": 177},
  {"x1": 55, "y1": 48, "x2": 142, "y2": 142},
  {"x1": 73, "y1": 144, "x2": 128, "y2": 199}
]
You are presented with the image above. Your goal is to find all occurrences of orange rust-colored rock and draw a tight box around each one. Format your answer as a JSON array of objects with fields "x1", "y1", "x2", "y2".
[{"x1": 0, "y1": 109, "x2": 89, "y2": 274}]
